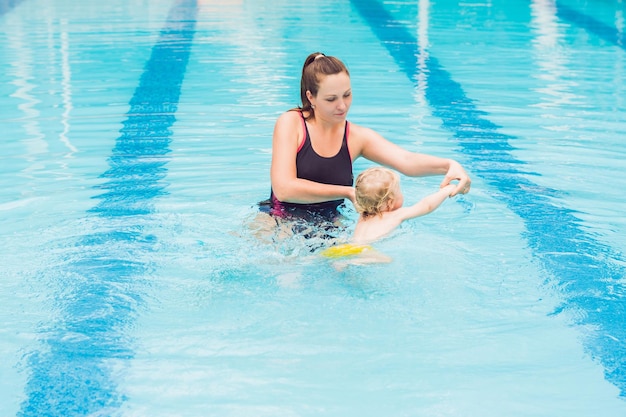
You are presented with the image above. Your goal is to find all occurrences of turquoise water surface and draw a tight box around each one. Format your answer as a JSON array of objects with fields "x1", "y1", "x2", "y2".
[{"x1": 1, "y1": 0, "x2": 626, "y2": 416}]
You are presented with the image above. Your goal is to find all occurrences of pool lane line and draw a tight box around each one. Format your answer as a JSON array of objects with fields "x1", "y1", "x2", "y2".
[
  {"x1": 18, "y1": 1, "x2": 197, "y2": 415},
  {"x1": 556, "y1": 2, "x2": 626, "y2": 50},
  {"x1": 351, "y1": 0, "x2": 626, "y2": 397}
]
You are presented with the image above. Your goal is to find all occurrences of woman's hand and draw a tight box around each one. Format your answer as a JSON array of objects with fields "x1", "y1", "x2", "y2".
[
  {"x1": 440, "y1": 159, "x2": 471, "y2": 196},
  {"x1": 346, "y1": 186, "x2": 356, "y2": 206}
]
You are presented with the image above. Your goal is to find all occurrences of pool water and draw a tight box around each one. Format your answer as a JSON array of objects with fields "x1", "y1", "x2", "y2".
[{"x1": 1, "y1": 0, "x2": 626, "y2": 416}]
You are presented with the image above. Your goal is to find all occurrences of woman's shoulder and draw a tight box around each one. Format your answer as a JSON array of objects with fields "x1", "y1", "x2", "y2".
[
  {"x1": 347, "y1": 121, "x2": 377, "y2": 138},
  {"x1": 276, "y1": 109, "x2": 303, "y2": 125},
  {"x1": 274, "y1": 110, "x2": 306, "y2": 147},
  {"x1": 346, "y1": 121, "x2": 383, "y2": 151}
]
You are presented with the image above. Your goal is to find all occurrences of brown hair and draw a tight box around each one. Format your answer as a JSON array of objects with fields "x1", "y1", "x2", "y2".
[
  {"x1": 297, "y1": 52, "x2": 350, "y2": 120},
  {"x1": 355, "y1": 167, "x2": 400, "y2": 219}
]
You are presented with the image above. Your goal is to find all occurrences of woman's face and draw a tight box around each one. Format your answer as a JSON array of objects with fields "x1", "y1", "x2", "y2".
[{"x1": 308, "y1": 71, "x2": 352, "y2": 122}]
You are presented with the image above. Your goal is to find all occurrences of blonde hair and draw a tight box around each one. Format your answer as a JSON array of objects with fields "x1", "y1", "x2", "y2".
[{"x1": 355, "y1": 167, "x2": 400, "y2": 219}]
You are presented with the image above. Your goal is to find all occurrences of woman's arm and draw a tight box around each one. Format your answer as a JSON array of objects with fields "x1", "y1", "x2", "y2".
[
  {"x1": 350, "y1": 124, "x2": 471, "y2": 196},
  {"x1": 270, "y1": 112, "x2": 354, "y2": 204}
]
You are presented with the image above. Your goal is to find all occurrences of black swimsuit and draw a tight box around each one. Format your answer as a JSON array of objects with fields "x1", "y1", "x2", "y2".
[{"x1": 268, "y1": 112, "x2": 353, "y2": 217}]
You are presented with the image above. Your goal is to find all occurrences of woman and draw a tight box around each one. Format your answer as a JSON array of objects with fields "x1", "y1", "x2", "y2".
[{"x1": 267, "y1": 52, "x2": 471, "y2": 220}]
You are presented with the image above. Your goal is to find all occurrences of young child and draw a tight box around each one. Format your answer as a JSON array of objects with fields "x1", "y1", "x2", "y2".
[
  {"x1": 321, "y1": 167, "x2": 455, "y2": 262},
  {"x1": 352, "y1": 167, "x2": 456, "y2": 243}
]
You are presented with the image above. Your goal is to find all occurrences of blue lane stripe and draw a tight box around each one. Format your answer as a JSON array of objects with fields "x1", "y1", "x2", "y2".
[
  {"x1": 556, "y1": 2, "x2": 626, "y2": 50},
  {"x1": 351, "y1": 0, "x2": 626, "y2": 397},
  {"x1": 18, "y1": 1, "x2": 197, "y2": 415}
]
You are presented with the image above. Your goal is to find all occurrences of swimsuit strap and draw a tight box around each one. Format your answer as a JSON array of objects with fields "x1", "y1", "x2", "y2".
[{"x1": 297, "y1": 111, "x2": 307, "y2": 153}]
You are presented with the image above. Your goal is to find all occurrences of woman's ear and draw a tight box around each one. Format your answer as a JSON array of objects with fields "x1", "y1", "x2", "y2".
[{"x1": 306, "y1": 90, "x2": 314, "y2": 104}]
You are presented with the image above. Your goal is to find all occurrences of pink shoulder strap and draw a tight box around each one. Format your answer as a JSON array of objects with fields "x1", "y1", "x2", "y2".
[
  {"x1": 345, "y1": 121, "x2": 352, "y2": 160},
  {"x1": 296, "y1": 112, "x2": 307, "y2": 153}
]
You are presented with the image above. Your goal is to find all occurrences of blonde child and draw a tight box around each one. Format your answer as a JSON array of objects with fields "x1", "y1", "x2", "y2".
[
  {"x1": 353, "y1": 167, "x2": 455, "y2": 243},
  {"x1": 322, "y1": 167, "x2": 455, "y2": 262}
]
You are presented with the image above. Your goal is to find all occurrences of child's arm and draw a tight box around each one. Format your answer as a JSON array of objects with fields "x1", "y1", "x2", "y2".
[{"x1": 396, "y1": 184, "x2": 456, "y2": 221}]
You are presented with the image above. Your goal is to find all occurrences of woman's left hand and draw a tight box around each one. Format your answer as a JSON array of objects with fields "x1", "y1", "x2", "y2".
[{"x1": 441, "y1": 160, "x2": 471, "y2": 196}]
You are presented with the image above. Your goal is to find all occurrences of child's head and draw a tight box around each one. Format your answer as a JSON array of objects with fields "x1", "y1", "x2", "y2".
[{"x1": 355, "y1": 167, "x2": 403, "y2": 218}]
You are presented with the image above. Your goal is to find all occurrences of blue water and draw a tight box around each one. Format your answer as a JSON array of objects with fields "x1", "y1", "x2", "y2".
[{"x1": 1, "y1": 0, "x2": 625, "y2": 416}]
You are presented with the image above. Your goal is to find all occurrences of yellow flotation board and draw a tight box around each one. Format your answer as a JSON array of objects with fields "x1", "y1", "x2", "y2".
[{"x1": 321, "y1": 243, "x2": 373, "y2": 259}]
